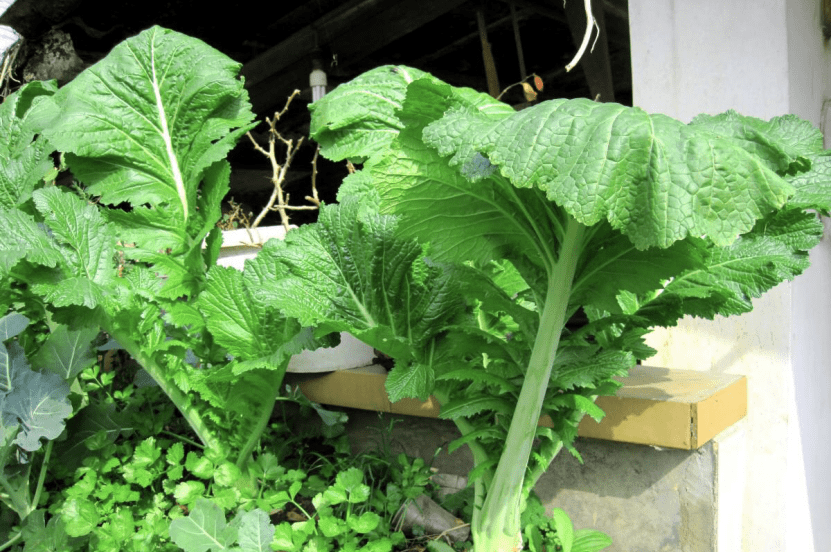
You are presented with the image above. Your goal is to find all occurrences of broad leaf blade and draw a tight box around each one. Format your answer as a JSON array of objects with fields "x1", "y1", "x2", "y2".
[
  {"x1": 31, "y1": 186, "x2": 117, "y2": 308},
  {"x1": 40, "y1": 26, "x2": 255, "y2": 222},
  {"x1": 249, "y1": 200, "x2": 462, "y2": 360},
  {"x1": 169, "y1": 497, "x2": 236, "y2": 552},
  {"x1": 424, "y1": 97, "x2": 794, "y2": 249},
  {"x1": 236, "y1": 509, "x2": 274, "y2": 552},
  {"x1": 4, "y1": 363, "x2": 73, "y2": 451},
  {"x1": 32, "y1": 325, "x2": 99, "y2": 381},
  {"x1": 642, "y1": 208, "x2": 822, "y2": 324},
  {"x1": 0, "y1": 312, "x2": 30, "y2": 341},
  {"x1": 309, "y1": 65, "x2": 425, "y2": 161},
  {"x1": 198, "y1": 265, "x2": 307, "y2": 367}
]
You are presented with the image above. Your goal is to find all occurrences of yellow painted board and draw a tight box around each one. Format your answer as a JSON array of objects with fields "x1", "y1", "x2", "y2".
[{"x1": 291, "y1": 365, "x2": 747, "y2": 450}]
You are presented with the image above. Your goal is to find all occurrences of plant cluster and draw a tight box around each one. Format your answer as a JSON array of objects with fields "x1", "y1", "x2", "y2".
[
  {"x1": 257, "y1": 65, "x2": 831, "y2": 551},
  {"x1": 1, "y1": 25, "x2": 831, "y2": 552}
]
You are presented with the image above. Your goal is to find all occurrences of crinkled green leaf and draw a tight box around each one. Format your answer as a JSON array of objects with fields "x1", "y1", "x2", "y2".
[
  {"x1": 688, "y1": 111, "x2": 816, "y2": 173},
  {"x1": 199, "y1": 266, "x2": 282, "y2": 358},
  {"x1": 439, "y1": 396, "x2": 516, "y2": 420},
  {"x1": 309, "y1": 65, "x2": 426, "y2": 161},
  {"x1": 0, "y1": 80, "x2": 58, "y2": 209},
  {"x1": 198, "y1": 265, "x2": 312, "y2": 372},
  {"x1": 310, "y1": 65, "x2": 512, "y2": 163},
  {"x1": 40, "y1": 26, "x2": 255, "y2": 222},
  {"x1": 0, "y1": 208, "x2": 64, "y2": 271},
  {"x1": 31, "y1": 186, "x2": 117, "y2": 308},
  {"x1": 786, "y1": 154, "x2": 831, "y2": 213},
  {"x1": 424, "y1": 96, "x2": 793, "y2": 249},
  {"x1": 249, "y1": 200, "x2": 462, "y2": 361},
  {"x1": 544, "y1": 394, "x2": 606, "y2": 423},
  {"x1": 642, "y1": 208, "x2": 822, "y2": 324},
  {"x1": 385, "y1": 360, "x2": 435, "y2": 402},
  {"x1": 548, "y1": 347, "x2": 632, "y2": 391},
  {"x1": 436, "y1": 368, "x2": 519, "y2": 394}
]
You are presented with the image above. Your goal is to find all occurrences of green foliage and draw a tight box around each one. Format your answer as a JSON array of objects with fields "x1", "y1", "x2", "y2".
[
  {"x1": 0, "y1": 25, "x2": 349, "y2": 552},
  {"x1": 0, "y1": 25, "x2": 337, "y2": 476},
  {"x1": 279, "y1": 65, "x2": 831, "y2": 551}
]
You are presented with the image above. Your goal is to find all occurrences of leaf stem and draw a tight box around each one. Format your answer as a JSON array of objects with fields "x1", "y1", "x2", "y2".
[
  {"x1": 105, "y1": 325, "x2": 224, "y2": 457},
  {"x1": 30, "y1": 440, "x2": 52, "y2": 513},
  {"x1": 0, "y1": 530, "x2": 22, "y2": 552},
  {"x1": 473, "y1": 214, "x2": 584, "y2": 552},
  {"x1": 234, "y1": 375, "x2": 282, "y2": 469}
]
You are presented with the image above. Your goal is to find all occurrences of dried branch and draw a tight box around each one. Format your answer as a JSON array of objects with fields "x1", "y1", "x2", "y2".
[{"x1": 245, "y1": 89, "x2": 320, "y2": 231}]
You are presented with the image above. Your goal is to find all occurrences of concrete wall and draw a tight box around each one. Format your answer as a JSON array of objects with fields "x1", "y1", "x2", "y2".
[
  {"x1": 344, "y1": 408, "x2": 719, "y2": 552},
  {"x1": 630, "y1": 0, "x2": 831, "y2": 550}
]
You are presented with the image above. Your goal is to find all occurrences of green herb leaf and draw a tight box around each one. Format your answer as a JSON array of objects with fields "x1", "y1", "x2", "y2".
[
  {"x1": 60, "y1": 497, "x2": 100, "y2": 537},
  {"x1": 348, "y1": 511, "x2": 381, "y2": 533}
]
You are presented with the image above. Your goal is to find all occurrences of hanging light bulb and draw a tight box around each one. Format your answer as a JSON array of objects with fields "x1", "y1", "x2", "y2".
[{"x1": 310, "y1": 58, "x2": 327, "y2": 102}]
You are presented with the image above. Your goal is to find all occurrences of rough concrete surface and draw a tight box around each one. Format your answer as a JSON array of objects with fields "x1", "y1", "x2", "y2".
[{"x1": 343, "y1": 409, "x2": 717, "y2": 552}]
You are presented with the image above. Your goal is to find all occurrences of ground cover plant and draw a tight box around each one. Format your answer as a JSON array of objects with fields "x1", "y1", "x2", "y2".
[{"x1": 247, "y1": 66, "x2": 831, "y2": 552}]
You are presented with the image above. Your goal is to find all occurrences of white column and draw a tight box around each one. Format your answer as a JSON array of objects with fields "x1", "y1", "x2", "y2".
[{"x1": 628, "y1": 0, "x2": 831, "y2": 550}]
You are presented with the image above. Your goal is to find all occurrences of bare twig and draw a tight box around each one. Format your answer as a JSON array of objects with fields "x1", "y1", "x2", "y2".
[
  {"x1": 565, "y1": 0, "x2": 600, "y2": 72},
  {"x1": 306, "y1": 145, "x2": 322, "y2": 207},
  {"x1": 245, "y1": 89, "x2": 320, "y2": 232}
]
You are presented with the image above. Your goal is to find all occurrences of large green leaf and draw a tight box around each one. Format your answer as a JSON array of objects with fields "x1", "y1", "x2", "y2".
[
  {"x1": 169, "y1": 498, "x2": 237, "y2": 552},
  {"x1": 198, "y1": 265, "x2": 313, "y2": 372},
  {"x1": 248, "y1": 199, "x2": 463, "y2": 360},
  {"x1": 309, "y1": 65, "x2": 427, "y2": 161},
  {"x1": 40, "y1": 26, "x2": 255, "y2": 222},
  {"x1": 641, "y1": 207, "x2": 822, "y2": 324},
  {"x1": 423, "y1": 96, "x2": 793, "y2": 249}
]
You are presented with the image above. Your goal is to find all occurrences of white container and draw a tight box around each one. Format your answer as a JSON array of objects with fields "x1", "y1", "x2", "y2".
[{"x1": 216, "y1": 226, "x2": 376, "y2": 373}]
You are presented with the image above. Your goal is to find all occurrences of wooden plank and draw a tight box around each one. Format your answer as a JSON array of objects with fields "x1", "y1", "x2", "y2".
[{"x1": 290, "y1": 364, "x2": 747, "y2": 450}]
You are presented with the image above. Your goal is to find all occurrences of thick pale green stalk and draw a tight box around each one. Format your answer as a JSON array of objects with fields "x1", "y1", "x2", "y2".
[
  {"x1": 473, "y1": 215, "x2": 584, "y2": 552},
  {"x1": 105, "y1": 325, "x2": 225, "y2": 457},
  {"x1": 234, "y1": 375, "x2": 283, "y2": 468}
]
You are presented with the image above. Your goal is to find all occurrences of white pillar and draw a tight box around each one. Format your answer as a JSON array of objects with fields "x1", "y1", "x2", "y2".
[{"x1": 628, "y1": 0, "x2": 831, "y2": 550}]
